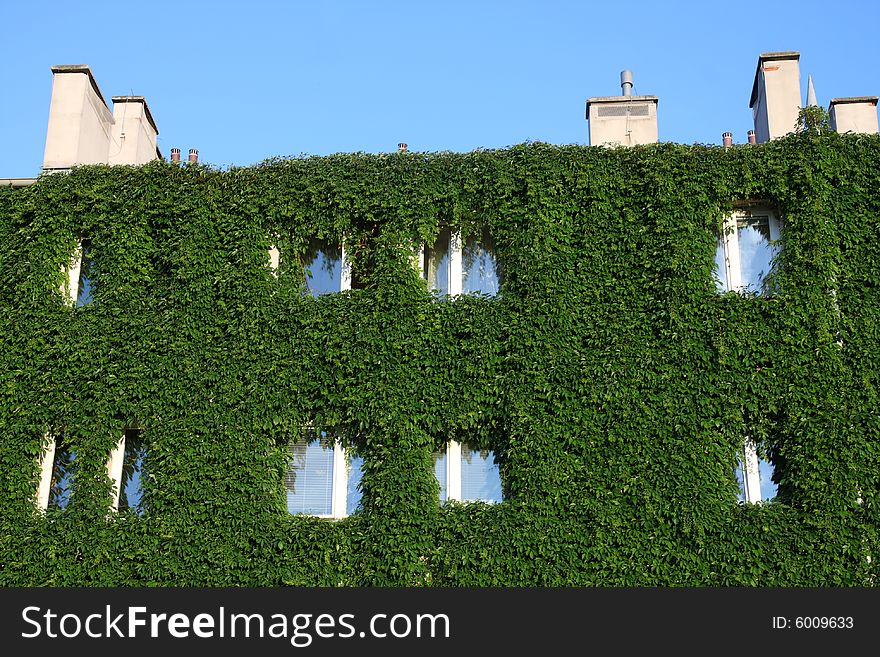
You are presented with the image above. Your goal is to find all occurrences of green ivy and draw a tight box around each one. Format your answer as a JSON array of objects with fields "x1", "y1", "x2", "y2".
[{"x1": 1, "y1": 133, "x2": 879, "y2": 586}]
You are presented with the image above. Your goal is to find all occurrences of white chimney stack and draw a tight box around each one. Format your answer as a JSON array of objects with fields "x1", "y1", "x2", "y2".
[
  {"x1": 586, "y1": 70, "x2": 658, "y2": 147},
  {"x1": 749, "y1": 51, "x2": 801, "y2": 143}
]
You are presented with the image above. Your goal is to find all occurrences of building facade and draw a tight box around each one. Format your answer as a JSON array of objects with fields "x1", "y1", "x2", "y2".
[{"x1": 1, "y1": 53, "x2": 879, "y2": 586}]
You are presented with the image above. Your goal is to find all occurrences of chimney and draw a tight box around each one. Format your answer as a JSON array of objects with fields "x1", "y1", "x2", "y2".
[
  {"x1": 747, "y1": 129, "x2": 757, "y2": 145},
  {"x1": 171, "y1": 148, "x2": 181, "y2": 162},
  {"x1": 110, "y1": 96, "x2": 160, "y2": 165},
  {"x1": 586, "y1": 70, "x2": 659, "y2": 147},
  {"x1": 398, "y1": 142, "x2": 408, "y2": 153},
  {"x1": 722, "y1": 131, "x2": 733, "y2": 148},
  {"x1": 749, "y1": 51, "x2": 801, "y2": 143},
  {"x1": 43, "y1": 65, "x2": 114, "y2": 171},
  {"x1": 188, "y1": 148, "x2": 199, "y2": 163},
  {"x1": 829, "y1": 97, "x2": 879, "y2": 135}
]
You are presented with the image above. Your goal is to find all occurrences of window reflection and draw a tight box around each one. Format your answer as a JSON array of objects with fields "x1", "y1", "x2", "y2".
[
  {"x1": 49, "y1": 439, "x2": 75, "y2": 510},
  {"x1": 75, "y1": 243, "x2": 95, "y2": 306},
  {"x1": 462, "y1": 228, "x2": 502, "y2": 296},
  {"x1": 424, "y1": 228, "x2": 451, "y2": 296},
  {"x1": 119, "y1": 430, "x2": 146, "y2": 514},
  {"x1": 735, "y1": 453, "x2": 777, "y2": 503},
  {"x1": 346, "y1": 452, "x2": 364, "y2": 515},
  {"x1": 303, "y1": 240, "x2": 343, "y2": 296},
  {"x1": 714, "y1": 210, "x2": 780, "y2": 296},
  {"x1": 77, "y1": 275, "x2": 93, "y2": 306},
  {"x1": 758, "y1": 457, "x2": 778, "y2": 501},
  {"x1": 433, "y1": 448, "x2": 448, "y2": 502},
  {"x1": 460, "y1": 445, "x2": 502, "y2": 503},
  {"x1": 737, "y1": 216, "x2": 778, "y2": 295}
]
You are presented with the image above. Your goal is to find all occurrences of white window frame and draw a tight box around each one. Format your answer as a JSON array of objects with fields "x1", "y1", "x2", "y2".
[
  {"x1": 448, "y1": 230, "x2": 463, "y2": 296},
  {"x1": 36, "y1": 433, "x2": 57, "y2": 512},
  {"x1": 62, "y1": 242, "x2": 83, "y2": 304},
  {"x1": 418, "y1": 228, "x2": 461, "y2": 296},
  {"x1": 717, "y1": 207, "x2": 781, "y2": 295},
  {"x1": 286, "y1": 431, "x2": 360, "y2": 520}
]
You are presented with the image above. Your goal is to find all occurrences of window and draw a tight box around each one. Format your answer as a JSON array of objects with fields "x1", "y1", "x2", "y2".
[
  {"x1": 61, "y1": 241, "x2": 95, "y2": 306},
  {"x1": 303, "y1": 239, "x2": 351, "y2": 295},
  {"x1": 76, "y1": 243, "x2": 95, "y2": 306},
  {"x1": 267, "y1": 238, "x2": 352, "y2": 293},
  {"x1": 433, "y1": 441, "x2": 503, "y2": 503},
  {"x1": 37, "y1": 433, "x2": 75, "y2": 511},
  {"x1": 107, "y1": 429, "x2": 146, "y2": 513},
  {"x1": 715, "y1": 207, "x2": 782, "y2": 504},
  {"x1": 714, "y1": 207, "x2": 781, "y2": 296},
  {"x1": 735, "y1": 439, "x2": 777, "y2": 504},
  {"x1": 285, "y1": 429, "x2": 363, "y2": 518},
  {"x1": 422, "y1": 227, "x2": 502, "y2": 297}
]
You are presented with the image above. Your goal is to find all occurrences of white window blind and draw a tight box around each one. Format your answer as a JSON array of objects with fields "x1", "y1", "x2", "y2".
[{"x1": 286, "y1": 433, "x2": 335, "y2": 516}]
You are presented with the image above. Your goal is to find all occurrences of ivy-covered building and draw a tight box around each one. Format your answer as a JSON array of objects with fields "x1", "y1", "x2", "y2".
[{"x1": 1, "y1": 52, "x2": 879, "y2": 586}]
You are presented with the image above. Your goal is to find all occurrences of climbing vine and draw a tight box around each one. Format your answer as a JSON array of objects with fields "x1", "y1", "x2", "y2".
[{"x1": 1, "y1": 133, "x2": 879, "y2": 586}]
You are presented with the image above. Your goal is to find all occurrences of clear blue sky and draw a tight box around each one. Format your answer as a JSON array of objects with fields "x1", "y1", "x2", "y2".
[{"x1": 2, "y1": 0, "x2": 879, "y2": 177}]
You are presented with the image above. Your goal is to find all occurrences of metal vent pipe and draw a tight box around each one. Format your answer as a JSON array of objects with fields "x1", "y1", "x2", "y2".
[{"x1": 620, "y1": 70, "x2": 634, "y2": 97}]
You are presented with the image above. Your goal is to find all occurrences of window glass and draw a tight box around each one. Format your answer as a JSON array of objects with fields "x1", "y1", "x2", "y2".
[
  {"x1": 735, "y1": 454, "x2": 777, "y2": 503},
  {"x1": 286, "y1": 431, "x2": 335, "y2": 515},
  {"x1": 758, "y1": 457, "x2": 778, "y2": 501},
  {"x1": 433, "y1": 448, "x2": 448, "y2": 502},
  {"x1": 737, "y1": 216, "x2": 778, "y2": 295},
  {"x1": 424, "y1": 228, "x2": 451, "y2": 296},
  {"x1": 346, "y1": 452, "x2": 364, "y2": 515},
  {"x1": 735, "y1": 462, "x2": 745, "y2": 502},
  {"x1": 76, "y1": 243, "x2": 94, "y2": 306},
  {"x1": 462, "y1": 228, "x2": 502, "y2": 296},
  {"x1": 49, "y1": 439, "x2": 75, "y2": 510},
  {"x1": 303, "y1": 240, "x2": 343, "y2": 296},
  {"x1": 713, "y1": 240, "x2": 728, "y2": 292},
  {"x1": 119, "y1": 430, "x2": 146, "y2": 513},
  {"x1": 460, "y1": 445, "x2": 502, "y2": 503}
]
